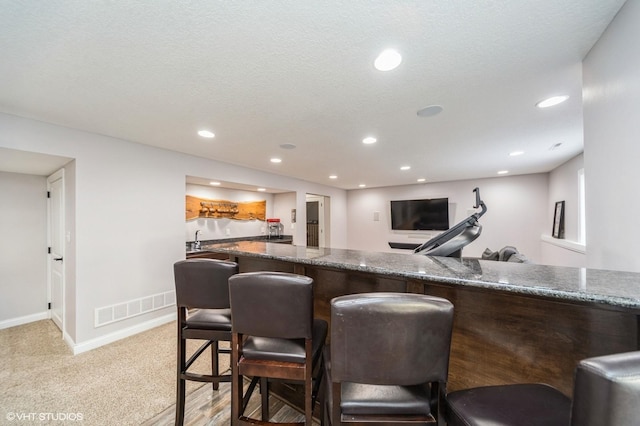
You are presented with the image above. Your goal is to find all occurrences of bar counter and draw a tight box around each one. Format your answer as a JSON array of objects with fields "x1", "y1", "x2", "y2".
[{"x1": 198, "y1": 241, "x2": 640, "y2": 396}]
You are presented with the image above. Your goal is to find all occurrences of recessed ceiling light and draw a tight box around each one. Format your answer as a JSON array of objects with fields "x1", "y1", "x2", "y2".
[
  {"x1": 279, "y1": 143, "x2": 296, "y2": 149},
  {"x1": 270, "y1": 157, "x2": 282, "y2": 163},
  {"x1": 417, "y1": 105, "x2": 443, "y2": 117},
  {"x1": 509, "y1": 151, "x2": 524, "y2": 157},
  {"x1": 374, "y1": 49, "x2": 402, "y2": 71},
  {"x1": 359, "y1": 184, "x2": 366, "y2": 188},
  {"x1": 198, "y1": 130, "x2": 215, "y2": 138},
  {"x1": 329, "y1": 175, "x2": 338, "y2": 179},
  {"x1": 536, "y1": 95, "x2": 569, "y2": 108},
  {"x1": 497, "y1": 170, "x2": 509, "y2": 175},
  {"x1": 400, "y1": 166, "x2": 411, "y2": 171},
  {"x1": 362, "y1": 137, "x2": 377, "y2": 145},
  {"x1": 210, "y1": 181, "x2": 221, "y2": 186},
  {"x1": 417, "y1": 178, "x2": 426, "y2": 182},
  {"x1": 257, "y1": 188, "x2": 266, "y2": 192}
]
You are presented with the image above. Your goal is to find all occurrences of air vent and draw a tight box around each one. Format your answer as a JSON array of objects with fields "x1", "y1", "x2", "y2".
[{"x1": 94, "y1": 290, "x2": 175, "y2": 327}]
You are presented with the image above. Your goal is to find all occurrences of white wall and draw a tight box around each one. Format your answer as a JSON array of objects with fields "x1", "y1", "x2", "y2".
[
  {"x1": 347, "y1": 174, "x2": 548, "y2": 262},
  {"x1": 273, "y1": 192, "x2": 297, "y2": 235},
  {"x1": 583, "y1": 0, "x2": 640, "y2": 273},
  {"x1": 0, "y1": 112, "x2": 348, "y2": 349},
  {"x1": 0, "y1": 172, "x2": 48, "y2": 326}
]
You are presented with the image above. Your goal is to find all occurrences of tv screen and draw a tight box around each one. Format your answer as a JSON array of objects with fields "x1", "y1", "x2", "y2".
[{"x1": 390, "y1": 198, "x2": 449, "y2": 231}]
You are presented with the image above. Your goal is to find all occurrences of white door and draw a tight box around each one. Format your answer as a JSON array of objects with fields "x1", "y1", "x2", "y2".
[{"x1": 48, "y1": 169, "x2": 65, "y2": 332}]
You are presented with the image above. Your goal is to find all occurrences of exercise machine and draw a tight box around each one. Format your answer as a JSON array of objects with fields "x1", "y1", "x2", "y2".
[{"x1": 413, "y1": 187, "x2": 487, "y2": 258}]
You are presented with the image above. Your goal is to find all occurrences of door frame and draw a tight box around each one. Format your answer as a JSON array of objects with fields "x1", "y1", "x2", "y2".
[
  {"x1": 306, "y1": 194, "x2": 327, "y2": 248},
  {"x1": 47, "y1": 168, "x2": 65, "y2": 335}
]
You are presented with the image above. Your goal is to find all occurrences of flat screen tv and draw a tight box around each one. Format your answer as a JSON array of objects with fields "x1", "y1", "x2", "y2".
[{"x1": 390, "y1": 198, "x2": 449, "y2": 231}]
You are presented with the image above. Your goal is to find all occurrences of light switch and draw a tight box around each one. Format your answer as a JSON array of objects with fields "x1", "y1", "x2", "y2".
[{"x1": 373, "y1": 211, "x2": 380, "y2": 221}]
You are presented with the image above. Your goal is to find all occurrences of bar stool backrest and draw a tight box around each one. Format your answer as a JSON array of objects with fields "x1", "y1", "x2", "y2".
[
  {"x1": 229, "y1": 271, "x2": 314, "y2": 339},
  {"x1": 571, "y1": 350, "x2": 640, "y2": 426},
  {"x1": 330, "y1": 292, "x2": 454, "y2": 386},
  {"x1": 174, "y1": 258, "x2": 238, "y2": 309}
]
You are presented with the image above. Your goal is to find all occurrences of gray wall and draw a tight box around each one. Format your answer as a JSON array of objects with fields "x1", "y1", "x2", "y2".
[
  {"x1": 584, "y1": 0, "x2": 640, "y2": 273},
  {"x1": 0, "y1": 112, "x2": 348, "y2": 351},
  {"x1": 0, "y1": 172, "x2": 47, "y2": 324},
  {"x1": 541, "y1": 153, "x2": 586, "y2": 268},
  {"x1": 347, "y1": 174, "x2": 549, "y2": 262}
]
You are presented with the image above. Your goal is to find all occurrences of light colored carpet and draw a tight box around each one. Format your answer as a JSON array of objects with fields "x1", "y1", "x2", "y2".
[{"x1": 0, "y1": 319, "x2": 228, "y2": 425}]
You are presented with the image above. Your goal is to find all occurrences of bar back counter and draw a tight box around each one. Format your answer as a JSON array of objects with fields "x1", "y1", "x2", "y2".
[{"x1": 196, "y1": 241, "x2": 640, "y2": 397}]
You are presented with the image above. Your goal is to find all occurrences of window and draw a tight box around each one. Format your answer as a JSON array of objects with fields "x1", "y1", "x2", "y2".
[{"x1": 578, "y1": 168, "x2": 586, "y2": 244}]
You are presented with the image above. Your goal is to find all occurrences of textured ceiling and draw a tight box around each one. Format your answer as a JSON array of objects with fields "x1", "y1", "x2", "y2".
[{"x1": 0, "y1": 1, "x2": 627, "y2": 188}]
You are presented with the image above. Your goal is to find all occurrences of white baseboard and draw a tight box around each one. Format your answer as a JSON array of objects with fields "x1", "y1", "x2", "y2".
[
  {"x1": 72, "y1": 312, "x2": 176, "y2": 355},
  {"x1": 0, "y1": 311, "x2": 50, "y2": 330}
]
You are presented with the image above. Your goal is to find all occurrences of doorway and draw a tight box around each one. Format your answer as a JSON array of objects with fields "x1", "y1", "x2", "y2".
[
  {"x1": 47, "y1": 169, "x2": 65, "y2": 333},
  {"x1": 305, "y1": 194, "x2": 329, "y2": 247}
]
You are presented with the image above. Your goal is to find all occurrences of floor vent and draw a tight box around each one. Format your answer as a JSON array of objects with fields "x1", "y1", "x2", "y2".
[{"x1": 94, "y1": 291, "x2": 175, "y2": 328}]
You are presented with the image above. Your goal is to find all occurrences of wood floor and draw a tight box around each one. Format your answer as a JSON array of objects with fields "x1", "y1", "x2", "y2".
[{"x1": 143, "y1": 379, "x2": 320, "y2": 425}]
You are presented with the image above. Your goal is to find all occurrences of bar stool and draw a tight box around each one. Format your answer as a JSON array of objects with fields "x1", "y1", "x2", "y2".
[
  {"x1": 445, "y1": 350, "x2": 640, "y2": 426},
  {"x1": 229, "y1": 271, "x2": 328, "y2": 425},
  {"x1": 322, "y1": 292, "x2": 455, "y2": 425},
  {"x1": 173, "y1": 258, "x2": 239, "y2": 426}
]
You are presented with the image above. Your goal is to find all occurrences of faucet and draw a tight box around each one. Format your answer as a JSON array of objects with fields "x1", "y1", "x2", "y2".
[{"x1": 194, "y1": 230, "x2": 201, "y2": 250}]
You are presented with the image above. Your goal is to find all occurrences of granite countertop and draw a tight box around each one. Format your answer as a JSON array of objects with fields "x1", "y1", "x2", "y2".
[{"x1": 203, "y1": 240, "x2": 640, "y2": 312}]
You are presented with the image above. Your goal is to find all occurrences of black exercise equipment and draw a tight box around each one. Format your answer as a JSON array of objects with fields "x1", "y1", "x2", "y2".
[{"x1": 413, "y1": 187, "x2": 487, "y2": 258}]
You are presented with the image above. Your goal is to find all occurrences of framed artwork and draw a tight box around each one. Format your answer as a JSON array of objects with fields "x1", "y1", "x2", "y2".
[
  {"x1": 291, "y1": 208, "x2": 296, "y2": 223},
  {"x1": 552, "y1": 201, "x2": 565, "y2": 239}
]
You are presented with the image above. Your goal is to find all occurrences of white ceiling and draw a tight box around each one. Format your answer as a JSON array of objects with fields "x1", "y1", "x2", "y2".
[{"x1": 0, "y1": 1, "x2": 626, "y2": 188}]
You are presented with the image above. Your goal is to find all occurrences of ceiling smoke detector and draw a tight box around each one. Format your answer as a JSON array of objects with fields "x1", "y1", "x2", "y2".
[
  {"x1": 549, "y1": 142, "x2": 563, "y2": 151},
  {"x1": 417, "y1": 105, "x2": 443, "y2": 117}
]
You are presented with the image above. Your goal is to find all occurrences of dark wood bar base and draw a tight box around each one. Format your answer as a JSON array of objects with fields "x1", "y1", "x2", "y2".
[
  {"x1": 426, "y1": 282, "x2": 636, "y2": 396},
  {"x1": 231, "y1": 254, "x2": 638, "y2": 397}
]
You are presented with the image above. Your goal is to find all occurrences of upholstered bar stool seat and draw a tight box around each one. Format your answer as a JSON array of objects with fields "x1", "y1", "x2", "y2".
[
  {"x1": 340, "y1": 382, "x2": 432, "y2": 416},
  {"x1": 446, "y1": 383, "x2": 570, "y2": 426},
  {"x1": 242, "y1": 319, "x2": 328, "y2": 364},
  {"x1": 445, "y1": 350, "x2": 640, "y2": 426},
  {"x1": 184, "y1": 309, "x2": 232, "y2": 330}
]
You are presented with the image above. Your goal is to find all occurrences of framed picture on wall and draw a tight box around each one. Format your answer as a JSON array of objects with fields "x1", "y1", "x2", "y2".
[{"x1": 553, "y1": 201, "x2": 565, "y2": 239}]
